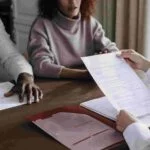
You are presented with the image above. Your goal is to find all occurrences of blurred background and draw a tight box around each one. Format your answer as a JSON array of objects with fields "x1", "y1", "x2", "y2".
[{"x1": 0, "y1": 0, "x2": 150, "y2": 58}]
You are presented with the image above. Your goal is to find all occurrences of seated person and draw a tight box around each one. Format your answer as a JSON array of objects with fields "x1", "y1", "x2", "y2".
[
  {"x1": 0, "y1": 19, "x2": 43, "y2": 104},
  {"x1": 116, "y1": 49, "x2": 150, "y2": 150},
  {"x1": 27, "y1": 0, "x2": 119, "y2": 79}
]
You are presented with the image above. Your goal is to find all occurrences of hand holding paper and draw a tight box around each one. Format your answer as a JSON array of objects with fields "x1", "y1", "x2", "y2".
[{"x1": 81, "y1": 53, "x2": 150, "y2": 118}]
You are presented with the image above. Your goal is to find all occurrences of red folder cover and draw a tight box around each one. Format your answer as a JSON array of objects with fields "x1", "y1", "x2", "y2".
[{"x1": 28, "y1": 105, "x2": 124, "y2": 150}]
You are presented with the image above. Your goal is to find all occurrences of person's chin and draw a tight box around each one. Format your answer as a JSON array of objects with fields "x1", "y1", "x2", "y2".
[{"x1": 70, "y1": 12, "x2": 79, "y2": 19}]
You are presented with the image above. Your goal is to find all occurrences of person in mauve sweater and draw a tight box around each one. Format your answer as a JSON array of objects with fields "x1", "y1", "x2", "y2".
[{"x1": 28, "y1": 0, "x2": 119, "y2": 79}]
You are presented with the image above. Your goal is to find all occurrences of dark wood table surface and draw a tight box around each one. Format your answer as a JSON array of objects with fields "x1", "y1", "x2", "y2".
[{"x1": 0, "y1": 79, "x2": 128, "y2": 150}]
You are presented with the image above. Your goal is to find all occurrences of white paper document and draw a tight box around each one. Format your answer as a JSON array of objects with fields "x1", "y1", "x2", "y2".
[
  {"x1": 80, "y1": 97, "x2": 117, "y2": 121},
  {"x1": 80, "y1": 97, "x2": 150, "y2": 126},
  {"x1": 33, "y1": 112, "x2": 123, "y2": 150},
  {"x1": 82, "y1": 53, "x2": 150, "y2": 118},
  {"x1": 0, "y1": 82, "x2": 27, "y2": 110}
]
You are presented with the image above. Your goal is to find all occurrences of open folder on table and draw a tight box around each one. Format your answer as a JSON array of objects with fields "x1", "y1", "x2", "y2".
[
  {"x1": 29, "y1": 106, "x2": 123, "y2": 150},
  {"x1": 81, "y1": 53, "x2": 150, "y2": 127},
  {"x1": 80, "y1": 96, "x2": 150, "y2": 127}
]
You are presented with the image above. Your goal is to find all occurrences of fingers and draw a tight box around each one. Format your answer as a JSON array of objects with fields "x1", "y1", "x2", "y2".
[
  {"x1": 4, "y1": 80, "x2": 43, "y2": 105},
  {"x1": 32, "y1": 87, "x2": 39, "y2": 103},
  {"x1": 38, "y1": 89, "x2": 43, "y2": 100},
  {"x1": 116, "y1": 49, "x2": 134, "y2": 57},
  {"x1": 32, "y1": 86, "x2": 43, "y2": 103},
  {"x1": 116, "y1": 49, "x2": 142, "y2": 70},
  {"x1": 124, "y1": 59, "x2": 137, "y2": 69},
  {"x1": 26, "y1": 84, "x2": 43, "y2": 104},
  {"x1": 4, "y1": 84, "x2": 27, "y2": 103},
  {"x1": 120, "y1": 49, "x2": 135, "y2": 54},
  {"x1": 26, "y1": 84, "x2": 32, "y2": 104},
  {"x1": 19, "y1": 84, "x2": 26, "y2": 102},
  {"x1": 117, "y1": 49, "x2": 134, "y2": 58},
  {"x1": 4, "y1": 87, "x2": 16, "y2": 97},
  {"x1": 4, "y1": 83, "x2": 25, "y2": 103}
]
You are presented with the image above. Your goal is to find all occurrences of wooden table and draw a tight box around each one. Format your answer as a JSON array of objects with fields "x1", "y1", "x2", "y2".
[{"x1": 0, "y1": 79, "x2": 128, "y2": 150}]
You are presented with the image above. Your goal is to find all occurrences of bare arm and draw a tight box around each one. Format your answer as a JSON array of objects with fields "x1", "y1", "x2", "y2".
[{"x1": 59, "y1": 68, "x2": 90, "y2": 79}]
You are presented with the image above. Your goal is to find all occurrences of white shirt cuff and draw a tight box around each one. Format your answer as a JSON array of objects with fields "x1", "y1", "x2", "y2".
[{"x1": 123, "y1": 122, "x2": 150, "y2": 150}]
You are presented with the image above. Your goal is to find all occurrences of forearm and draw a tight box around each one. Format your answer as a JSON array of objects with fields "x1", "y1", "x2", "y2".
[
  {"x1": 4, "y1": 54, "x2": 33, "y2": 82},
  {"x1": 31, "y1": 58, "x2": 64, "y2": 78},
  {"x1": 0, "y1": 20, "x2": 33, "y2": 81},
  {"x1": 59, "y1": 67, "x2": 90, "y2": 79}
]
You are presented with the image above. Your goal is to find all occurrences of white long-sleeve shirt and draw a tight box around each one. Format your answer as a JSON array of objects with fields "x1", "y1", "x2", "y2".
[
  {"x1": 0, "y1": 19, "x2": 33, "y2": 81},
  {"x1": 123, "y1": 68, "x2": 150, "y2": 150},
  {"x1": 123, "y1": 122, "x2": 150, "y2": 150}
]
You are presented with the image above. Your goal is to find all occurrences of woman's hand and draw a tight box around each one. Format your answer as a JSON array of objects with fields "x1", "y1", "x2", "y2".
[
  {"x1": 4, "y1": 73, "x2": 43, "y2": 104},
  {"x1": 116, "y1": 110, "x2": 137, "y2": 132},
  {"x1": 117, "y1": 49, "x2": 150, "y2": 72}
]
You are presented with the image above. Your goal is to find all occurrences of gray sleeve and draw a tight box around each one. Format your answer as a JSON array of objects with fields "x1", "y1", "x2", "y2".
[
  {"x1": 0, "y1": 19, "x2": 33, "y2": 81},
  {"x1": 93, "y1": 19, "x2": 119, "y2": 53},
  {"x1": 28, "y1": 18, "x2": 64, "y2": 78}
]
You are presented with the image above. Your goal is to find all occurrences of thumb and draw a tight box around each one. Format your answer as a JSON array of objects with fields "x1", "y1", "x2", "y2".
[
  {"x1": 116, "y1": 125, "x2": 124, "y2": 132},
  {"x1": 4, "y1": 87, "x2": 16, "y2": 97}
]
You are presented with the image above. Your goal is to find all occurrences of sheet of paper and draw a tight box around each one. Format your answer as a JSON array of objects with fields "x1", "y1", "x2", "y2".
[
  {"x1": 0, "y1": 82, "x2": 27, "y2": 110},
  {"x1": 33, "y1": 112, "x2": 121, "y2": 150},
  {"x1": 80, "y1": 96, "x2": 150, "y2": 126},
  {"x1": 80, "y1": 97, "x2": 117, "y2": 121},
  {"x1": 82, "y1": 53, "x2": 150, "y2": 118}
]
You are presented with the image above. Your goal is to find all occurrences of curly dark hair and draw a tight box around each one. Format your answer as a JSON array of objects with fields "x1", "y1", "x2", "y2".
[{"x1": 38, "y1": 0, "x2": 96, "y2": 20}]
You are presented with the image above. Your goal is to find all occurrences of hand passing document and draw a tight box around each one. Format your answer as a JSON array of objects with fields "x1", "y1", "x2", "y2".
[{"x1": 81, "y1": 53, "x2": 150, "y2": 118}]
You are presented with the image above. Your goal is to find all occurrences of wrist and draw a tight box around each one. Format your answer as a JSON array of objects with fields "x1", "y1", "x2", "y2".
[
  {"x1": 142, "y1": 60, "x2": 150, "y2": 72},
  {"x1": 17, "y1": 73, "x2": 34, "y2": 83},
  {"x1": 69, "y1": 69, "x2": 87, "y2": 78},
  {"x1": 80, "y1": 70, "x2": 90, "y2": 78},
  {"x1": 60, "y1": 68, "x2": 90, "y2": 79}
]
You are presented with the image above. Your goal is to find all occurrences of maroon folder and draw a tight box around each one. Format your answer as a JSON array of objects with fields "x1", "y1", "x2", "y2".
[{"x1": 28, "y1": 105, "x2": 124, "y2": 150}]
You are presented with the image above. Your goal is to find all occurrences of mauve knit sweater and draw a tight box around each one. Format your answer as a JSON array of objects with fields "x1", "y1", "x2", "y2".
[{"x1": 28, "y1": 11, "x2": 118, "y2": 78}]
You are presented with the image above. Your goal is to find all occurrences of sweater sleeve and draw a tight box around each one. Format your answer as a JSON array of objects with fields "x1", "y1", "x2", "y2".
[
  {"x1": 92, "y1": 18, "x2": 119, "y2": 53},
  {"x1": 0, "y1": 19, "x2": 33, "y2": 82},
  {"x1": 123, "y1": 122, "x2": 150, "y2": 150},
  {"x1": 28, "y1": 18, "x2": 64, "y2": 78}
]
